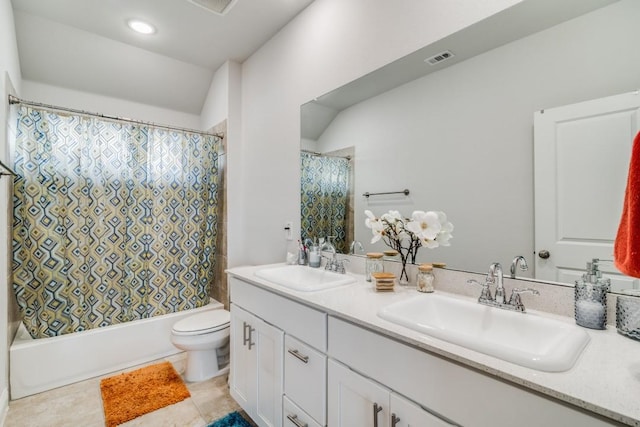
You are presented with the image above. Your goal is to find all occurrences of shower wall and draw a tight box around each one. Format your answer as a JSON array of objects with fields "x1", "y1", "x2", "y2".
[
  {"x1": 1, "y1": 0, "x2": 22, "y2": 411},
  {"x1": 211, "y1": 120, "x2": 228, "y2": 309},
  {"x1": 5, "y1": 80, "x2": 19, "y2": 332}
]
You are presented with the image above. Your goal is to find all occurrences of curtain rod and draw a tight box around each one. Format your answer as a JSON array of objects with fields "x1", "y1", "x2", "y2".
[
  {"x1": 8, "y1": 95, "x2": 224, "y2": 139},
  {"x1": 301, "y1": 149, "x2": 352, "y2": 160}
]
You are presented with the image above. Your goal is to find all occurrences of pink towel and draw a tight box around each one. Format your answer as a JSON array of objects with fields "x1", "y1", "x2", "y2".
[{"x1": 614, "y1": 131, "x2": 640, "y2": 278}]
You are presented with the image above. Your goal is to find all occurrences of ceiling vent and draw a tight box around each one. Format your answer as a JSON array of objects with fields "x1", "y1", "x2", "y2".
[
  {"x1": 187, "y1": 0, "x2": 238, "y2": 15},
  {"x1": 424, "y1": 50, "x2": 455, "y2": 66}
]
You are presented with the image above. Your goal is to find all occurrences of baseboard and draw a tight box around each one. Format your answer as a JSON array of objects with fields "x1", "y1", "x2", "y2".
[{"x1": 0, "y1": 386, "x2": 8, "y2": 427}]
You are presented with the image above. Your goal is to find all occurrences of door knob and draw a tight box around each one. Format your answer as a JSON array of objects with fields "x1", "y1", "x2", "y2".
[{"x1": 538, "y1": 250, "x2": 550, "y2": 259}]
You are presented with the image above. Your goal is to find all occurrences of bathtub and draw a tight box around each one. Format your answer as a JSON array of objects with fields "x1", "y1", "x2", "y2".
[{"x1": 9, "y1": 299, "x2": 223, "y2": 399}]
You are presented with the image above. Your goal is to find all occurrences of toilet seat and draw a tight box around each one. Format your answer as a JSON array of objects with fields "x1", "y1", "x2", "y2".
[{"x1": 172, "y1": 310, "x2": 230, "y2": 336}]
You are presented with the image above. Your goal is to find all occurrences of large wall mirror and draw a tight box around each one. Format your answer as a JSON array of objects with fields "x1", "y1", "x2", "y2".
[{"x1": 300, "y1": 0, "x2": 640, "y2": 292}]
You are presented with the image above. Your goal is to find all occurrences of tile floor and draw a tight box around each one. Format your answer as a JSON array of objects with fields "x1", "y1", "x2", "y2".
[{"x1": 4, "y1": 353, "x2": 253, "y2": 427}]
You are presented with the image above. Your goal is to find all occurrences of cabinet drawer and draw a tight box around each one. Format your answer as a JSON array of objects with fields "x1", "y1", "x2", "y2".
[
  {"x1": 284, "y1": 335, "x2": 326, "y2": 425},
  {"x1": 283, "y1": 396, "x2": 322, "y2": 427},
  {"x1": 230, "y1": 276, "x2": 327, "y2": 351}
]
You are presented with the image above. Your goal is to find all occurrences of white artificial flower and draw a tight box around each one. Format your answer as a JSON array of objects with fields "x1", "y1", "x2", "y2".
[
  {"x1": 364, "y1": 209, "x2": 453, "y2": 250},
  {"x1": 382, "y1": 210, "x2": 403, "y2": 222},
  {"x1": 364, "y1": 210, "x2": 385, "y2": 243},
  {"x1": 436, "y1": 229, "x2": 453, "y2": 246},
  {"x1": 421, "y1": 238, "x2": 440, "y2": 249},
  {"x1": 434, "y1": 211, "x2": 454, "y2": 246},
  {"x1": 370, "y1": 221, "x2": 384, "y2": 243},
  {"x1": 406, "y1": 210, "x2": 441, "y2": 241},
  {"x1": 382, "y1": 210, "x2": 404, "y2": 234},
  {"x1": 364, "y1": 210, "x2": 378, "y2": 228}
]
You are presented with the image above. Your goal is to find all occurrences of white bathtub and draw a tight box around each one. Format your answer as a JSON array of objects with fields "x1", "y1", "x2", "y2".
[{"x1": 9, "y1": 300, "x2": 223, "y2": 399}]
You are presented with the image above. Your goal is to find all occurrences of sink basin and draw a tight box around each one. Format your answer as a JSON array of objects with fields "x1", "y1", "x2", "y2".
[
  {"x1": 377, "y1": 294, "x2": 590, "y2": 372},
  {"x1": 254, "y1": 265, "x2": 356, "y2": 292}
]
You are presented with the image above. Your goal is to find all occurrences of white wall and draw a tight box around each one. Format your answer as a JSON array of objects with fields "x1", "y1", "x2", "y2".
[
  {"x1": 0, "y1": 0, "x2": 21, "y2": 421},
  {"x1": 200, "y1": 60, "x2": 244, "y2": 269},
  {"x1": 312, "y1": 0, "x2": 640, "y2": 274},
  {"x1": 234, "y1": 0, "x2": 525, "y2": 266},
  {"x1": 21, "y1": 81, "x2": 201, "y2": 130},
  {"x1": 201, "y1": 61, "x2": 231, "y2": 131}
]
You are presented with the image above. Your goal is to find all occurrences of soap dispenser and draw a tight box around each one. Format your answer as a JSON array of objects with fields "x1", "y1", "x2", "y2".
[
  {"x1": 574, "y1": 259, "x2": 611, "y2": 329},
  {"x1": 308, "y1": 238, "x2": 321, "y2": 268}
]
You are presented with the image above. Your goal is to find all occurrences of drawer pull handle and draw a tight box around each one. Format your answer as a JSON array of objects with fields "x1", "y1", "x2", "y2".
[
  {"x1": 373, "y1": 402, "x2": 383, "y2": 427},
  {"x1": 243, "y1": 322, "x2": 255, "y2": 350},
  {"x1": 286, "y1": 413, "x2": 308, "y2": 427},
  {"x1": 242, "y1": 322, "x2": 249, "y2": 346},
  {"x1": 287, "y1": 348, "x2": 309, "y2": 363},
  {"x1": 392, "y1": 413, "x2": 401, "y2": 427}
]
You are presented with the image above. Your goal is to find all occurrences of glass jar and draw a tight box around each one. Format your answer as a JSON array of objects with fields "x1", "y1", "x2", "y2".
[
  {"x1": 416, "y1": 264, "x2": 435, "y2": 293},
  {"x1": 383, "y1": 250, "x2": 399, "y2": 261},
  {"x1": 575, "y1": 280, "x2": 609, "y2": 329},
  {"x1": 616, "y1": 290, "x2": 640, "y2": 341},
  {"x1": 365, "y1": 253, "x2": 384, "y2": 282}
]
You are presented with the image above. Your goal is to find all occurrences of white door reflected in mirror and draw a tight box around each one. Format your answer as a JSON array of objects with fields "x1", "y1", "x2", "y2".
[{"x1": 534, "y1": 91, "x2": 640, "y2": 292}]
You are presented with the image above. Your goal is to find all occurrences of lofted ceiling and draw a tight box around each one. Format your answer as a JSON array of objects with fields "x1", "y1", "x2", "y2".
[{"x1": 11, "y1": 0, "x2": 314, "y2": 114}]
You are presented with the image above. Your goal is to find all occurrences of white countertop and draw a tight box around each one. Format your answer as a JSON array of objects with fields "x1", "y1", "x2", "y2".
[{"x1": 227, "y1": 264, "x2": 640, "y2": 427}]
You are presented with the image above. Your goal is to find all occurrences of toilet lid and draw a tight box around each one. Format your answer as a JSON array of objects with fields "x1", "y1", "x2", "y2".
[{"x1": 172, "y1": 310, "x2": 230, "y2": 335}]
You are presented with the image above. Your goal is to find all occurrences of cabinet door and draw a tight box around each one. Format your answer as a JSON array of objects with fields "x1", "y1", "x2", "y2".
[
  {"x1": 254, "y1": 316, "x2": 284, "y2": 427},
  {"x1": 390, "y1": 393, "x2": 455, "y2": 427},
  {"x1": 230, "y1": 304, "x2": 284, "y2": 427},
  {"x1": 328, "y1": 359, "x2": 389, "y2": 427},
  {"x1": 230, "y1": 304, "x2": 256, "y2": 413}
]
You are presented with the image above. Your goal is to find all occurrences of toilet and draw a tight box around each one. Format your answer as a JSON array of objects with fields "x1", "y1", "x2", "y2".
[{"x1": 170, "y1": 309, "x2": 231, "y2": 382}]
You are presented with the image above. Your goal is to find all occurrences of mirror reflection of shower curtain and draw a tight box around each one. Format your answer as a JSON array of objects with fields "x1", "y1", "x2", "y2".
[
  {"x1": 12, "y1": 106, "x2": 221, "y2": 339},
  {"x1": 300, "y1": 152, "x2": 350, "y2": 253}
]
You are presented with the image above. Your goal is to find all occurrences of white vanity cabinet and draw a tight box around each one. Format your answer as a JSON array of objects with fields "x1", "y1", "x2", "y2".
[
  {"x1": 228, "y1": 270, "x2": 624, "y2": 427},
  {"x1": 328, "y1": 316, "x2": 619, "y2": 427},
  {"x1": 230, "y1": 304, "x2": 283, "y2": 427},
  {"x1": 229, "y1": 276, "x2": 328, "y2": 427},
  {"x1": 328, "y1": 359, "x2": 455, "y2": 427}
]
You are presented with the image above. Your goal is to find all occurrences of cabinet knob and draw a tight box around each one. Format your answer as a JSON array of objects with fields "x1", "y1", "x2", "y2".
[{"x1": 538, "y1": 249, "x2": 550, "y2": 259}]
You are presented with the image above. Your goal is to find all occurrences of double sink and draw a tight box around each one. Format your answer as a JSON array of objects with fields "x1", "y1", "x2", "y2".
[{"x1": 254, "y1": 265, "x2": 590, "y2": 372}]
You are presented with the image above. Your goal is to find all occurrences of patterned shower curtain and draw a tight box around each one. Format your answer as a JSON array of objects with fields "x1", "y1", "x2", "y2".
[
  {"x1": 300, "y1": 152, "x2": 350, "y2": 253},
  {"x1": 12, "y1": 106, "x2": 221, "y2": 339}
]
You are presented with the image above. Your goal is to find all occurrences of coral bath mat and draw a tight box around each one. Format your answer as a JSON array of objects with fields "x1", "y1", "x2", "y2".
[{"x1": 100, "y1": 361, "x2": 191, "y2": 427}]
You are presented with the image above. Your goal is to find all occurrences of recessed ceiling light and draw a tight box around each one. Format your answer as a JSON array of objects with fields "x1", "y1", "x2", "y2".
[{"x1": 127, "y1": 19, "x2": 156, "y2": 35}]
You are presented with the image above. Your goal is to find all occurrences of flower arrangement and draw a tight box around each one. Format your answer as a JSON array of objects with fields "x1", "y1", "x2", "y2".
[{"x1": 364, "y1": 209, "x2": 453, "y2": 283}]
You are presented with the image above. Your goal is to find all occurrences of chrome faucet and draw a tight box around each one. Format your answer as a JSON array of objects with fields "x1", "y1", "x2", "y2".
[
  {"x1": 467, "y1": 262, "x2": 539, "y2": 312},
  {"x1": 321, "y1": 237, "x2": 349, "y2": 273},
  {"x1": 349, "y1": 240, "x2": 364, "y2": 254},
  {"x1": 322, "y1": 254, "x2": 349, "y2": 273},
  {"x1": 510, "y1": 255, "x2": 528, "y2": 279},
  {"x1": 487, "y1": 262, "x2": 506, "y2": 304}
]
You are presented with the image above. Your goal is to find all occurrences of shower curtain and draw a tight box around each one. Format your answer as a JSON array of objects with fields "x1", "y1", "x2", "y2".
[
  {"x1": 12, "y1": 106, "x2": 221, "y2": 339},
  {"x1": 300, "y1": 152, "x2": 350, "y2": 253}
]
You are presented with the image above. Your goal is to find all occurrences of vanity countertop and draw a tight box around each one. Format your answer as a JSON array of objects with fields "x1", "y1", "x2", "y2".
[{"x1": 227, "y1": 264, "x2": 640, "y2": 427}]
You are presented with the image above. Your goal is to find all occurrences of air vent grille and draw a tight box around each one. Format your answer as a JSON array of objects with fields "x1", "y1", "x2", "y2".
[
  {"x1": 424, "y1": 50, "x2": 455, "y2": 66},
  {"x1": 187, "y1": 0, "x2": 238, "y2": 15}
]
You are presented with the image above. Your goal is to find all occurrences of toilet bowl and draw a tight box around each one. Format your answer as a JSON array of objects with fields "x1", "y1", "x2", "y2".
[{"x1": 170, "y1": 309, "x2": 230, "y2": 382}]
